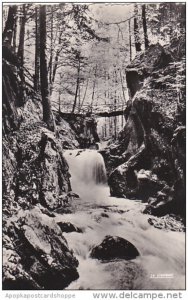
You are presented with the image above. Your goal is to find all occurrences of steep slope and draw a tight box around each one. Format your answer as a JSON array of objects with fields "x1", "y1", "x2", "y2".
[
  {"x1": 2, "y1": 49, "x2": 81, "y2": 289},
  {"x1": 107, "y1": 43, "x2": 185, "y2": 218}
]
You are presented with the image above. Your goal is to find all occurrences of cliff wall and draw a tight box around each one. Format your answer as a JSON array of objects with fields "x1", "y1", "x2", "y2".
[{"x1": 107, "y1": 44, "x2": 185, "y2": 219}]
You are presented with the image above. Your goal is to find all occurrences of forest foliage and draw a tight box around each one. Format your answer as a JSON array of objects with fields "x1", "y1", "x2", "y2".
[{"x1": 2, "y1": 3, "x2": 185, "y2": 132}]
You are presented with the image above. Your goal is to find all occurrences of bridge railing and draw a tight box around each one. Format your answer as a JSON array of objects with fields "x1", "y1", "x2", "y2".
[{"x1": 56, "y1": 102, "x2": 127, "y2": 115}]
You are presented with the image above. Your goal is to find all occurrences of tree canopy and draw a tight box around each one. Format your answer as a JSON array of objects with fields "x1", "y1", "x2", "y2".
[{"x1": 2, "y1": 3, "x2": 185, "y2": 133}]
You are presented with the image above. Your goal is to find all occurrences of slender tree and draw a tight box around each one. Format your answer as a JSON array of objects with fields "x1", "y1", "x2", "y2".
[
  {"x1": 90, "y1": 64, "x2": 98, "y2": 113},
  {"x1": 34, "y1": 6, "x2": 40, "y2": 92},
  {"x1": 79, "y1": 72, "x2": 90, "y2": 111},
  {"x1": 18, "y1": 5, "x2": 26, "y2": 66},
  {"x1": 12, "y1": 13, "x2": 18, "y2": 53},
  {"x1": 17, "y1": 4, "x2": 26, "y2": 105},
  {"x1": 134, "y1": 4, "x2": 141, "y2": 52},
  {"x1": 51, "y1": 31, "x2": 63, "y2": 92},
  {"x1": 128, "y1": 19, "x2": 132, "y2": 61},
  {"x1": 48, "y1": 5, "x2": 54, "y2": 92},
  {"x1": 39, "y1": 5, "x2": 55, "y2": 131},
  {"x1": 72, "y1": 52, "x2": 81, "y2": 113},
  {"x1": 142, "y1": 4, "x2": 149, "y2": 49},
  {"x1": 119, "y1": 69, "x2": 126, "y2": 103},
  {"x1": 58, "y1": 91, "x2": 61, "y2": 113},
  {"x1": 3, "y1": 5, "x2": 17, "y2": 47}
]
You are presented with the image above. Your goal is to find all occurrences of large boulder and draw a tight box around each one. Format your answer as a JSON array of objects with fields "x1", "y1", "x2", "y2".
[
  {"x1": 108, "y1": 143, "x2": 146, "y2": 198},
  {"x1": 126, "y1": 43, "x2": 172, "y2": 98},
  {"x1": 57, "y1": 222, "x2": 83, "y2": 233},
  {"x1": 90, "y1": 235, "x2": 139, "y2": 261},
  {"x1": 102, "y1": 104, "x2": 147, "y2": 176},
  {"x1": 3, "y1": 207, "x2": 79, "y2": 289},
  {"x1": 54, "y1": 113, "x2": 79, "y2": 149},
  {"x1": 103, "y1": 261, "x2": 145, "y2": 290},
  {"x1": 39, "y1": 130, "x2": 71, "y2": 209},
  {"x1": 6, "y1": 125, "x2": 72, "y2": 211},
  {"x1": 135, "y1": 169, "x2": 165, "y2": 201},
  {"x1": 60, "y1": 114, "x2": 100, "y2": 148},
  {"x1": 148, "y1": 215, "x2": 185, "y2": 232},
  {"x1": 171, "y1": 126, "x2": 186, "y2": 216}
]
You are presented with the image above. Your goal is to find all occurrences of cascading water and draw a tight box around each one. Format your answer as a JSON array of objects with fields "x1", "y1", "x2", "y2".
[
  {"x1": 64, "y1": 149, "x2": 107, "y2": 184},
  {"x1": 57, "y1": 149, "x2": 185, "y2": 290},
  {"x1": 64, "y1": 150, "x2": 108, "y2": 202}
]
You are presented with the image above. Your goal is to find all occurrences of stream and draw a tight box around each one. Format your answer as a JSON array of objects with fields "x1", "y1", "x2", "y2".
[{"x1": 56, "y1": 149, "x2": 185, "y2": 290}]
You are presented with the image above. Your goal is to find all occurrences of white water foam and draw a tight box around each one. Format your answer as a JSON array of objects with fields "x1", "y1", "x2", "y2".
[{"x1": 59, "y1": 149, "x2": 185, "y2": 290}]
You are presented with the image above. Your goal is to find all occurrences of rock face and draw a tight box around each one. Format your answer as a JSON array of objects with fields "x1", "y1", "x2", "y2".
[
  {"x1": 126, "y1": 43, "x2": 172, "y2": 98},
  {"x1": 61, "y1": 114, "x2": 100, "y2": 148},
  {"x1": 90, "y1": 235, "x2": 139, "y2": 261},
  {"x1": 3, "y1": 121, "x2": 80, "y2": 289},
  {"x1": 3, "y1": 207, "x2": 79, "y2": 289},
  {"x1": 2, "y1": 50, "x2": 22, "y2": 134},
  {"x1": 103, "y1": 261, "x2": 145, "y2": 290},
  {"x1": 2, "y1": 57, "x2": 79, "y2": 289},
  {"x1": 54, "y1": 112, "x2": 79, "y2": 149},
  {"x1": 107, "y1": 43, "x2": 185, "y2": 218},
  {"x1": 57, "y1": 222, "x2": 83, "y2": 233},
  {"x1": 148, "y1": 215, "x2": 185, "y2": 232},
  {"x1": 3, "y1": 124, "x2": 72, "y2": 212}
]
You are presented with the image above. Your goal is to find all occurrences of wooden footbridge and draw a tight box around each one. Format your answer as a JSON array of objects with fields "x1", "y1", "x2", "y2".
[{"x1": 53, "y1": 103, "x2": 127, "y2": 118}]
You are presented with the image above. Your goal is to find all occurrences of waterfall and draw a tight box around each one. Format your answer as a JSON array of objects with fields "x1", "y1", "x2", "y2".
[
  {"x1": 92, "y1": 152, "x2": 107, "y2": 184},
  {"x1": 64, "y1": 149, "x2": 109, "y2": 201},
  {"x1": 62, "y1": 149, "x2": 185, "y2": 290}
]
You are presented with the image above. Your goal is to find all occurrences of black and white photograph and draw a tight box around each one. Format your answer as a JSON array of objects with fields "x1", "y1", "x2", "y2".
[{"x1": 2, "y1": 1, "x2": 186, "y2": 293}]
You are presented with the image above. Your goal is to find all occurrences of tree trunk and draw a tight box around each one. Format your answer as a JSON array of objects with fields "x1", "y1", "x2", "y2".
[
  {"x1": 58, "y1": 90, "x2": 61, "y2": 113},
  {"x1": 18, "y1": 4, "x2": 26, "y2": 66},
  {"x1": 34, "y1": 6, "x2": 40, "y2": 92},
  {"x1": 119, "y1": 69, "x2": 126, "y2": 103},
  {"x1": 169, "y1": 3, "x2": 173, "y2": 42},
  {"x1": 39, "y1": 5, "x2": 55, "y2": 131},
  {"x1": 78, "y1": 83, "x2": 81, "y2": 109},
  {"x1": 128, "y1": 19, "x2": 132, "y2": 61},
  {"x1": 12, "y1": 14, "x2": 18, "y2": 53},
  {"x1": 17, "y1": 4, "x2": 26, "y2": 106},
  {"x1": 90, "y1": 64, "x2": 98, "y2": 113},
  {"x1": 3, "y1": 5, "x2": 17, "y2": 48},
  {"x1": 58, "y1": 73, "x2": 63, "y2": 113},
  {"x1": 49, "y1": 6, "x2": 54, "y2": 92},
  {"x1": 134, "y1": 5, "x2": 141, "y2": 52},
  {"x1": 142, "y1": 4, "x2": 149, "y2": 50},
  {"x1": 51, "y1": 31, "x2": 63, "y2": 92},
  {"x1": 114, "y1": 87, "x2": 117, "y2": 140},
  {"x1": 79, "y1": 70, "x2": 90, "y2": 111},
  {"x1": 72, "y1": 59, "x2": 80, "y2": 113},
  {"x1": 104, "y1": 74, "x2": 107, "y2": 138}
]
